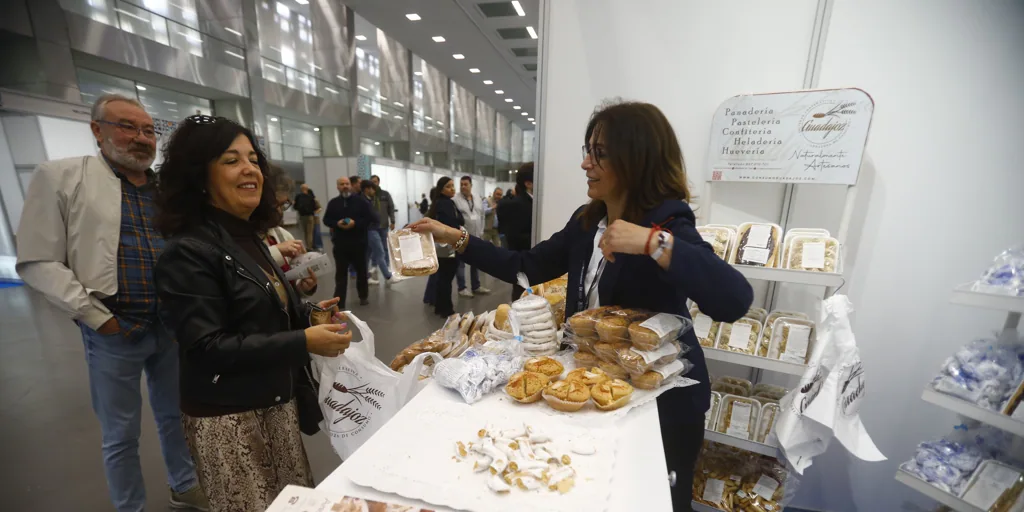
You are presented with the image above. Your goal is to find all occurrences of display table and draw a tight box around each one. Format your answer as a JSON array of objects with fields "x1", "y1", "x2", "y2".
[{"x1": 317, "y1": 382, "x2": 673, "y2": 511}]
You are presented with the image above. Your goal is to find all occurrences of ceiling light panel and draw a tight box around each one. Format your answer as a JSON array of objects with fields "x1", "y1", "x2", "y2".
[
  {"x1": 432, "y1": 36, "x2": 445, "y2": 42},
  {"x1": 469, "y1": 68, "x2": 480, "y2": 73},
  {"x1": 405, "y1": 13, "x2": 421, "y2": 21},
  {"x1": 483, "y1": 80, "x2": 493, "y2": 85},
  {"x1": 495, "y1": 90, "x2": 504, "y2": 94},
  {"x1": 526, "y1": 26, "x2": 538, "y2": 39},
  {"x1": 355, "y1": 35, "x2": 367, "y2": 41},
  {"x1": 511, "y1": 1, "x2": 526, "y2": 16},
  {"x1": 453, "y1": 54, "x2": 465, "y2": 59}
]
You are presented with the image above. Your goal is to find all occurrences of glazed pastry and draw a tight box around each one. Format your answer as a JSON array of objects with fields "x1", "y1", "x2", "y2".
[
  {"x1": 573, "y1": 351, "x2": 599, "y2": 367},
  {"x1": 565, "y1": 367, "x2": 610, "y2": 387},
  {"x1": 598, "y1": 360, "x2": 629, "y2": 381},
  {"x1": 504, "y1": 371, "x2": 550, "y2": 403},
  {"x1": 591, "y1": 378, "x2": 634, "y2": 411},
  {"x1": 524, "y1": 356, "x2": 565, "y2": 378},
  {"x1": 542, "y1": 380, "x2": 591, "y2": 412}
]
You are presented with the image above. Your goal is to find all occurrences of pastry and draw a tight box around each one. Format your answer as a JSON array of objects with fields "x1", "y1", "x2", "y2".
[
  {"x1": 594, "y1": 314, "x2": 631, "y2": 342},
  {"x1": 711, "y1": 382, "x2": 747, "y2": 396},
  {"x1": 716, "y1": 318, "x2": 762, "y2": 355},
  {"x1": 617, "y1": 341, "x2": 682, "y2": 375},
  {"x1": 541, "y1": 380, "x2": 590, "y2": 412},
  {"x1": 387, "y1": 229, "x2": 439, "y2": 276},
  {"x1": 573, "y1": 351, "x2": 599, "y2": 367},
  {"x1": 627, "y1": 313, "x2": 684, "y2": 351},
  {"x1": 716, "y1": 395, "x2": 760, "y2": 440},
  {"x1": 760, "y1": 311, "x2": 809, "y2": 356},
  {"x1": 459, "y1": 312, "x2": 475, "y2": 335},
  {"x1": 731, "y1": 222, "x2": 781, "y2": 268},
  {"x1": 524, "y1": 356, "x2": 565, "y2": 378},
  {"x1": 573, "y1": 336, "x2": 597, "y2": 354},
  {"x1": 631, "y1": 359, "x2": 689, "y2": 390},
  {"x1": 598, "y1": 360, "x2": 629, "y2": 380},
  {"x1": 567, "y1": 306, "x2": 617, "y2": 338},
  {"x1": 565, "y1": 367, "x2": 610, "y2": 387},
  {"x1": 689, "y1": 306, "x2": 720, "y2": 348},
  {"x1": 696, "y1": 225, "x2": 734, "y2": 260},
  {"x1": 767, "y1": 318, "x2": 815, "y2": 363},
  {"x1": 785, "y1": 235, "x2": 840, "y2": 272},
  {"x1": 494, "y1": 304, "x2": 512, "y2": 331},
  {"x1": 594, "y1": 341, "x2": 630, "y2": 363},
  {"x1": 716, "y1": 376, "x2": 753, "y2": 395},
  {"x1": 591, "y1": 379, "x2": 634, "y2": 411},
  {"x1": 504, "y1": 371, "x2": 550, "y2": 403},
  {"x1": 706, "y1": 392, "x2": 722, "y2": 429}
]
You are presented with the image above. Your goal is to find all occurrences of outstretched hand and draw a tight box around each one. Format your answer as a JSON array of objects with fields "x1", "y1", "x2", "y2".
[{"x1": 408, "y1": 218, "x2": 461, "y2": 245}]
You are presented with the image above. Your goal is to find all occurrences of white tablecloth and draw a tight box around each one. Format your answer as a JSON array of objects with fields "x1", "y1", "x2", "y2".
[{"x1": 316, "y1": 382, "x2": 673, "y2": 511}]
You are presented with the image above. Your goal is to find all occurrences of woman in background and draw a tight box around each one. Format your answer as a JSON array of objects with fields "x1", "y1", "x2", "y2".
[
  {"x1": 153, "y1": 115, "x2": 351, "y2": 511},
  {"x1": 423, "y1": 177, "x2": 462, "y2": 317},
  {"x1": 262, "y1": 165, "x2": 317, "y2": 297}
]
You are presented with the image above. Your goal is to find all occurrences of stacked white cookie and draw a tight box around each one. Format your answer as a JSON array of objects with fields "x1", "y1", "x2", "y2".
[{"x1": 512, "y1": 295, "x2": 559, "y2": 355}]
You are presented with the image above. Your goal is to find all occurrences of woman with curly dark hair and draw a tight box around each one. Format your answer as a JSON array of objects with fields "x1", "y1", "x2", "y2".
[{"x1": 153, "y1": 115, "x2": 352, "y2": 511}]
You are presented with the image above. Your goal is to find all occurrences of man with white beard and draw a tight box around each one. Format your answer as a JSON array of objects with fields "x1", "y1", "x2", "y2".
[{"x1": 16, "y1": 95, "x2": 207, "y2": 512}]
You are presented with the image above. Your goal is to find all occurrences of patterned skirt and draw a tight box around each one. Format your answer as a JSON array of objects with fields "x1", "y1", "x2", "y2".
[{"x1": 183, "y1": 400, "x2": 314, "y2": 512}]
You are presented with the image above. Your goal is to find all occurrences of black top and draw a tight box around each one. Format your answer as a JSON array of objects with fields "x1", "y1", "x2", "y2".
[
  {"x1": 209, "y1": 207, "x2": 273, "y2": 274},
  {"x1": 322, "y1": 193, "x2": 378, "y2": 241},
  {"x1": 294, "y1": 192, "x2": 317, "y2": 216},
  {"x1": 460, "y1": 199, "x2": 754, "y2": 426},
  {"x1": 432, "y1": 195, "x2": 464, "y2": 229},
  {"x1": 497, "y1": 193, "x2": 532, "y2": 249}
]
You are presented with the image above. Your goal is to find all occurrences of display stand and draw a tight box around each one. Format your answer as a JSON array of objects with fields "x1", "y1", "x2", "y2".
[{"x1": 894, "y1": 286, "x2": 1024, "y2": 511}]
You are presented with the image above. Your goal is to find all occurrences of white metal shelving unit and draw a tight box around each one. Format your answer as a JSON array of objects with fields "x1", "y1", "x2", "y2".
[
  {"x1": 730, "y1": 265, "x2": 844, "y2": 288},
  {"x1": 703, "y1": 348, "x2": 807, "y2": 376},
  {"x1": 898, "y1": 285, "x2": 1024, "y2": 510},
  {"x1": 691, "y1": 500, "x2": 725, "y2": 512}
]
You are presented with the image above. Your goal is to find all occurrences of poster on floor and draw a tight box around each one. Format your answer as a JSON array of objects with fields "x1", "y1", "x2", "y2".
[{"x1": 706, "y1": 88, "x2": 874, "y2": 185}]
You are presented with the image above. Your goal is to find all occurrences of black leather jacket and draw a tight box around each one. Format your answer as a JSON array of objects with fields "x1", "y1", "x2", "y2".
[{"x1": 155, "y1": 220, "x2": 319, "y2": 415}]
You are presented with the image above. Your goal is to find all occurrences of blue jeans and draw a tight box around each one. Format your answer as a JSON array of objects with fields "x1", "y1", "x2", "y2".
[
  {"x1": 367, "y1": 228, "x2": 392, "y2": 280},
  {"x1": 79, "y1": 322, "x2": 198, "y2": 512},
  {"x1": 456, "y1": 257, "x2": 480, "y2": 291}
]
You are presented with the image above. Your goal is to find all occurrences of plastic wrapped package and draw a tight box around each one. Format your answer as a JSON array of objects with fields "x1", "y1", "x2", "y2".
[
  {"x1": 598, "y1": 360, "x2": 630, "y2": 380},
  {"x1": 387, "y1": 229, "x2": 439, "y2": 276},
  {"x1": 594, "y1": 309, "x2": 644, "y2": 342},
  {"x1": 716, "y1": 395, "x2": 761, "y2": 440},
  {"x1": 594, "y1": 341, "x2": 630, "y2": 363},
  {"x1": 573, "y1": 350, "x2": 599, "y2": 368},
  {"x1": 931, "y1": 338, "x2": 1024, "y2": 411},
  {"x1": 767, "y1": 318, "x2": 816, "y2": 364},
  {"x1": 283, "y1": 251, "x2": 335, "y2": 281},
  {"x1": 785, "y1": 235, "x2": 841, "y2": 273},
  {"x1": 781, "y1": 228, "x2": 830, "y2": 264},
  {"x1": 756, "y1": 403, "x2": 779, "y2": 443},
  {"x1": 717, "y1": 376, "x2": 754, "y2": 396},
  {"x1": 690, "y1": 306, "x2": 721, "y2": 348},
  {"x1": 697, "y1": 225, "x2": 735, "y2": 260},
  {"x1": 972, "y1": 245, "x2": 1024, "y2": 297},
  {"x1": 616, "y1": 341, "x2": 684, "y2": 375},
  {"x1": 511, "y1": 294, "x2": 559, "y2": 355},
  {"x1": 692, "y1": 442, "x2": 799, "y2": 512},
  {"x1": 629, "y1": 312, "x2": 690, "y2": 351},
  {"x1": 901, "y1": 424, "x2": 1017, "y2": 496},
  {"x1": 731, "y1": 222, "x2": 783, "y2": 268},
  {"x1": 745, "y1": 307, "x2": 768, "y2": 324},
  {"x1": 760, "y1": 311, "x2": 810, "y2": 356},
  {"x1": 960, "y1": 460, "x2": 1024, "y2": 512},
  {"x1": 707, "y1": 392, "x2": 722, "y2": 429},
  {"x1": 717, "y1": 318, "x2": 763, "y2": 355},
  {"x1": 631, "y1": 358, "x2": 693, "y2": 390},
  {"x1": 574, "y1": 336, "x2": 598, "y2": 354},
  {"x1": 754, "y1": 389, "x2": 787, "y2": 402},
  {"x1": 434, "y1": 338, "x2": 527, "y2": 403},
  {"x1": 712, "y1": 381, "x2": 748, "y2": 396},
  {"x1": 566, "y1": 306, "x2": 617, "y2": 338},
  {"x1": 753, "y1": 383, "x2": 789, "y2": 398}
]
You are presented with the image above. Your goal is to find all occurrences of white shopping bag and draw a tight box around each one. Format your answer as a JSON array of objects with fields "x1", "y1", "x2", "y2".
[
  {"x1": 312, "y1": 312, "x2": 441, "y2": 460},
  {"x1": 775, "y1": 295, "x2": 885, "y2": 474}
]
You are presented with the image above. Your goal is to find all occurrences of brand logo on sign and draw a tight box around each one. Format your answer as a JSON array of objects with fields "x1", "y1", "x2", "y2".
[
  {"x1": 839, "y1": 361, "x2": 865, "y2": 417},
  {"x1": 798, "y1": 101, "x2": 857, "y2": 145},
  {"x1": 324, "y1": 366, "x2": 384, "y2": 438}
]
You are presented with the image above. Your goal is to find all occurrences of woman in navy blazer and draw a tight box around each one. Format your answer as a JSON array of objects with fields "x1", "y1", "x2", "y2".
[{"x1": 412, "y1": 101, "x2": 752, "y2": 510}]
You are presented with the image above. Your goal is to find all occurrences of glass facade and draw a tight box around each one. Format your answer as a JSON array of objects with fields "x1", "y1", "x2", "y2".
[
  {"x1": 267, "y1": 116, "x2": 322, "y2": 162},
  {"x1": 258, "y1": 0, "x2": 349, "y2": 101}
]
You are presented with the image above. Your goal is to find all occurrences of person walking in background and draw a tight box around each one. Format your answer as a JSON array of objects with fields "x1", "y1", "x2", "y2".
[
  {"x1": 293, "y1": 183, "x2": 318, "y2": 249},
  {"x1": 153, "y1": 115, "x2": 351, "y2": 512},
  {"x1": 425, "y1": 177, "x2": 463, "y2": 317},
  {"x1": 361, "y1": 180, "x2": 399, "y2": 286},
  {"x1": 369, "y1": 175, "x2": 401, "y2": 283},
  {"x1": 483, "y1": 187, "x2": 503, "y2": 247},
  {"x1": 499, "y1": 162, "x2": 535, "y2": 299},
  {"x1": 419, "y1": 193, "x2": 429, "y2": 216},
  {"x1": 324, "y1": 176, "x2": 374, "y2": 307},
  {"x1": 452, "y1": 176, "x2": 491, "y2": 297},
  {"x1": 15, "y1": 94, "x2": 207, "y2": 512}
]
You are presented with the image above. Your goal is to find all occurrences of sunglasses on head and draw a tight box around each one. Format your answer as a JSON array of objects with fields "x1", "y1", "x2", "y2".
[{"x1": 184, "y1": 114, "x2": 228, "y2": 125}]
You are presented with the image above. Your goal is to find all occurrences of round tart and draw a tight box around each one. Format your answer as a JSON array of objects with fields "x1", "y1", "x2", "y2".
[
  {"x1": 504, "y1": 371, "x2": 550, "y2": 403},
  {"x1": 565, "y1": 367, "x2": 610, "y2": 387},
  {"x1": 524, "y1": 356, "x2": 565, "y2": 378},
  {"x1": 542, "y1": 380, "x2": 591, "y2": 412},
  {"x1": 591, "y1": 378, "x2": 634, "y2": 411}
]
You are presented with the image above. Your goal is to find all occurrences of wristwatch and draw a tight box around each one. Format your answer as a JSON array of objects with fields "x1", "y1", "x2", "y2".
[{"x1": 650, "y1": 231, "x2": 671, "y2": 260}]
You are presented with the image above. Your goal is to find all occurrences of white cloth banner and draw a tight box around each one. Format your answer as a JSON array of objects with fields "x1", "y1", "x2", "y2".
[{"x1": 775, "y1": 295, "x2": 886, "y2": 474}]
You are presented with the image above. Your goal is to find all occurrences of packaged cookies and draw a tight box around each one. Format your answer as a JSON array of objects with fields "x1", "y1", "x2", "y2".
[
  {"x1": 731, "y1": 222, "x2": 782, "y2": 268},
  {"x1": 717, "y1": 376, "x2": 753, "y2": 396},
  {"x1": 628, "y1": 312, "x2": 689, "y2": 351},
  {"x1": 696, "y1": 225, "x2": 735, "y2": 260},
  {"x1": 616, "y1": 341, "x2": 683, "y2": 375},
  {"x1": 760, "y1": 311, "x2": 809, "y2": 356},
  {"x1": 690, "y1": 306, "x2": 721, "y2": 348},
  {"x1": 785, "y1": 235, "x2": 840, "y2": 273},
  {"x1": 756, "y1": 403, "x2": 779, "y2": 443},
  {"x1": 387, "y1": 229, "x2": 439, "y2": 276},
  {"x1": 712, "y1": 381, "x2": 748, "y2": 397},
  {"x1": 781, "y1": 228, "x2": 830, "y2": 263},
  {"x1": 716, "y1": 395, "x2": 761, "y2": 440},
  {"x1": 707, "y1": 391, "x2": 722, "y2": 429},
  {"x1": 631, "y1": 359, "x2": 692, "y2": 390},
  {"x1": 716, "y1": 317, "x2": 762, "y2": 355},
  {"x1": 767, "y1": 318, "x2": 815, "y2": 364},
  {"x1": 594, "y1": 341, "x2": 630, "y2": 363}
]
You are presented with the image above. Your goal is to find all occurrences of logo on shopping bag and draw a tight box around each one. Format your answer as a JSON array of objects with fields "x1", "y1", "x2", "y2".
[
  {"x1": 839, "y1": 361, "x2": 865, "y2": 417},
  {"x1": 323, "y1": 366, "x2": 384, "y2": 438},
  {"x1": 795, "y1": 366, "x2": 825, "y2": 414}
]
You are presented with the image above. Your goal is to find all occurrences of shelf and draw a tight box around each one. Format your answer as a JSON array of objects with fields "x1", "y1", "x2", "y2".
[
  {"x1": 704, "y1": 429, "x2": 779, "y2": 457},
  {"x1": 691, "y1": 501, "x2": 724, "y2": 512},
  {"x1": 950, "y1": 283, "x2": 1024, "y2": 314},
  {"x1": 731, "y1": 264, "x2": 844, "y2": 287},
  {"x1": 702, "y1": 347, "x2": 808, "y2": 376},
  {"x1": 921, "y1": 389, "x2": 1024, "y2": 437},
  {"x1": 895, "y1": 469, "x2": 983, "y2": 512}
]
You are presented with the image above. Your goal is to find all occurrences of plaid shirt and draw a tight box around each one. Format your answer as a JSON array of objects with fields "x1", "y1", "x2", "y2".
[{"x1": 101, "y1": 158, "x2": 163, "y2": 341}]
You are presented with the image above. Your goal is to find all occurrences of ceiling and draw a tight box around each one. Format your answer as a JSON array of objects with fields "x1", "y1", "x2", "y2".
[{"x1": 343, "y1": 0, "x2": 539, "y2": 130}]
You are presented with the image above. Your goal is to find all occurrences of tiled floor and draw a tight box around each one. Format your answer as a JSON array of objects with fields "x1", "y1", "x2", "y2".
[{"x1": 0, "y1": 267, "x2": 510, "y2": 511}]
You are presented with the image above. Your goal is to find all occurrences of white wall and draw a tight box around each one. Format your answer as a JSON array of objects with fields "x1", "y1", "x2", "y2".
[{"x1": 539, "y1": 0, "x2": 1024, "y2": 511}]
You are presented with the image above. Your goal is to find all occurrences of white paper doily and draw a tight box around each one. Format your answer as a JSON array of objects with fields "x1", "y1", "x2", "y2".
[{"x1": 343, "y1": 384, "x2": 617, "y2": 512}]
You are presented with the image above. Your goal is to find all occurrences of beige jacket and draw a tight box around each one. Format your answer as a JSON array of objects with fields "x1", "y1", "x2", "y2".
[{"x1": 16, "y1": 154, "x2": 123, "y2": 330}]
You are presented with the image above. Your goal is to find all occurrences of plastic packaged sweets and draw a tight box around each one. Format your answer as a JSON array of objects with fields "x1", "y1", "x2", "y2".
[
  {"x1": 696, "y1": 225, "x2": 734, "y2": 260},
  {"x1": 767, "y1": 318, "x2": 816, "y2": 364},
  {"x1": 901, "y1": 424, "x2": 1018, "y2": 496},
  {"x1": 693, "y1": 442, "x2": 798, "y2": 512},
  {"x1": 616, "y1": 340, "x2": 684, "y2": 376},
  {"x1": 931, "y1": 338, "x2": 1024, "y2": 411},
  {"x1": 753, "y1": 389, "x2": 787, "y2": 402},
  {"x1": 716, "y1": 394, "x2": 761, "y2": 440},
  {"x1": 760, "y1": 311, "x2": 810, "y2": 356},
  {"x1": 689, "y1": 306, "x2": 720, "y2": 348},
  {"x1": 716, "y1": 317, "x2": 762, "y2": 355},
  {"x1": 283, "y1": 251, "x2": 335, "y2": 281},
  {"x1": 781, "y1": 228, "x2": 830, "y2": 263},
  {"x1": 745, "y1": 307, "x2": 768, "y2": 324},
  {"x1": 730, "y1": 222, "x2": 782, "y2": 268},
  {"x1": 717, "y1": 376, "x2": 753, "y2": 396},
  {"x1": 972, "y1": 245, "x2": 1024, "y2": 297},
  {"x1": 387, "y1": 229, "x2": 439, "y2": 276},
  {"x1": 961, "y1": 460, "x2": 1024, "y2": 512},
  {"x1": 706, "y1": 391, "x2": 722, "y2": 429},
  {"x1": 711, "y1": 381, "x2": 748, "y2": 397},
  {"x1": 511, "y1": 294, "x2": 560, "y2": 356},
  {"x1": 753, "y1": 383, "x2": 789, "y2": 397},
  {"x1": 785, "y1": 235, "x2": 841, "y2": 273},
  {"x1": 566, "y1": 306, "x2": 692, "y2": 352},
  {"x1": 756, "y1": 403, "x2": 779, "y2": 443},
  {"x1": 630, "y1": 358, "x2": 693, "y2": 390}
]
